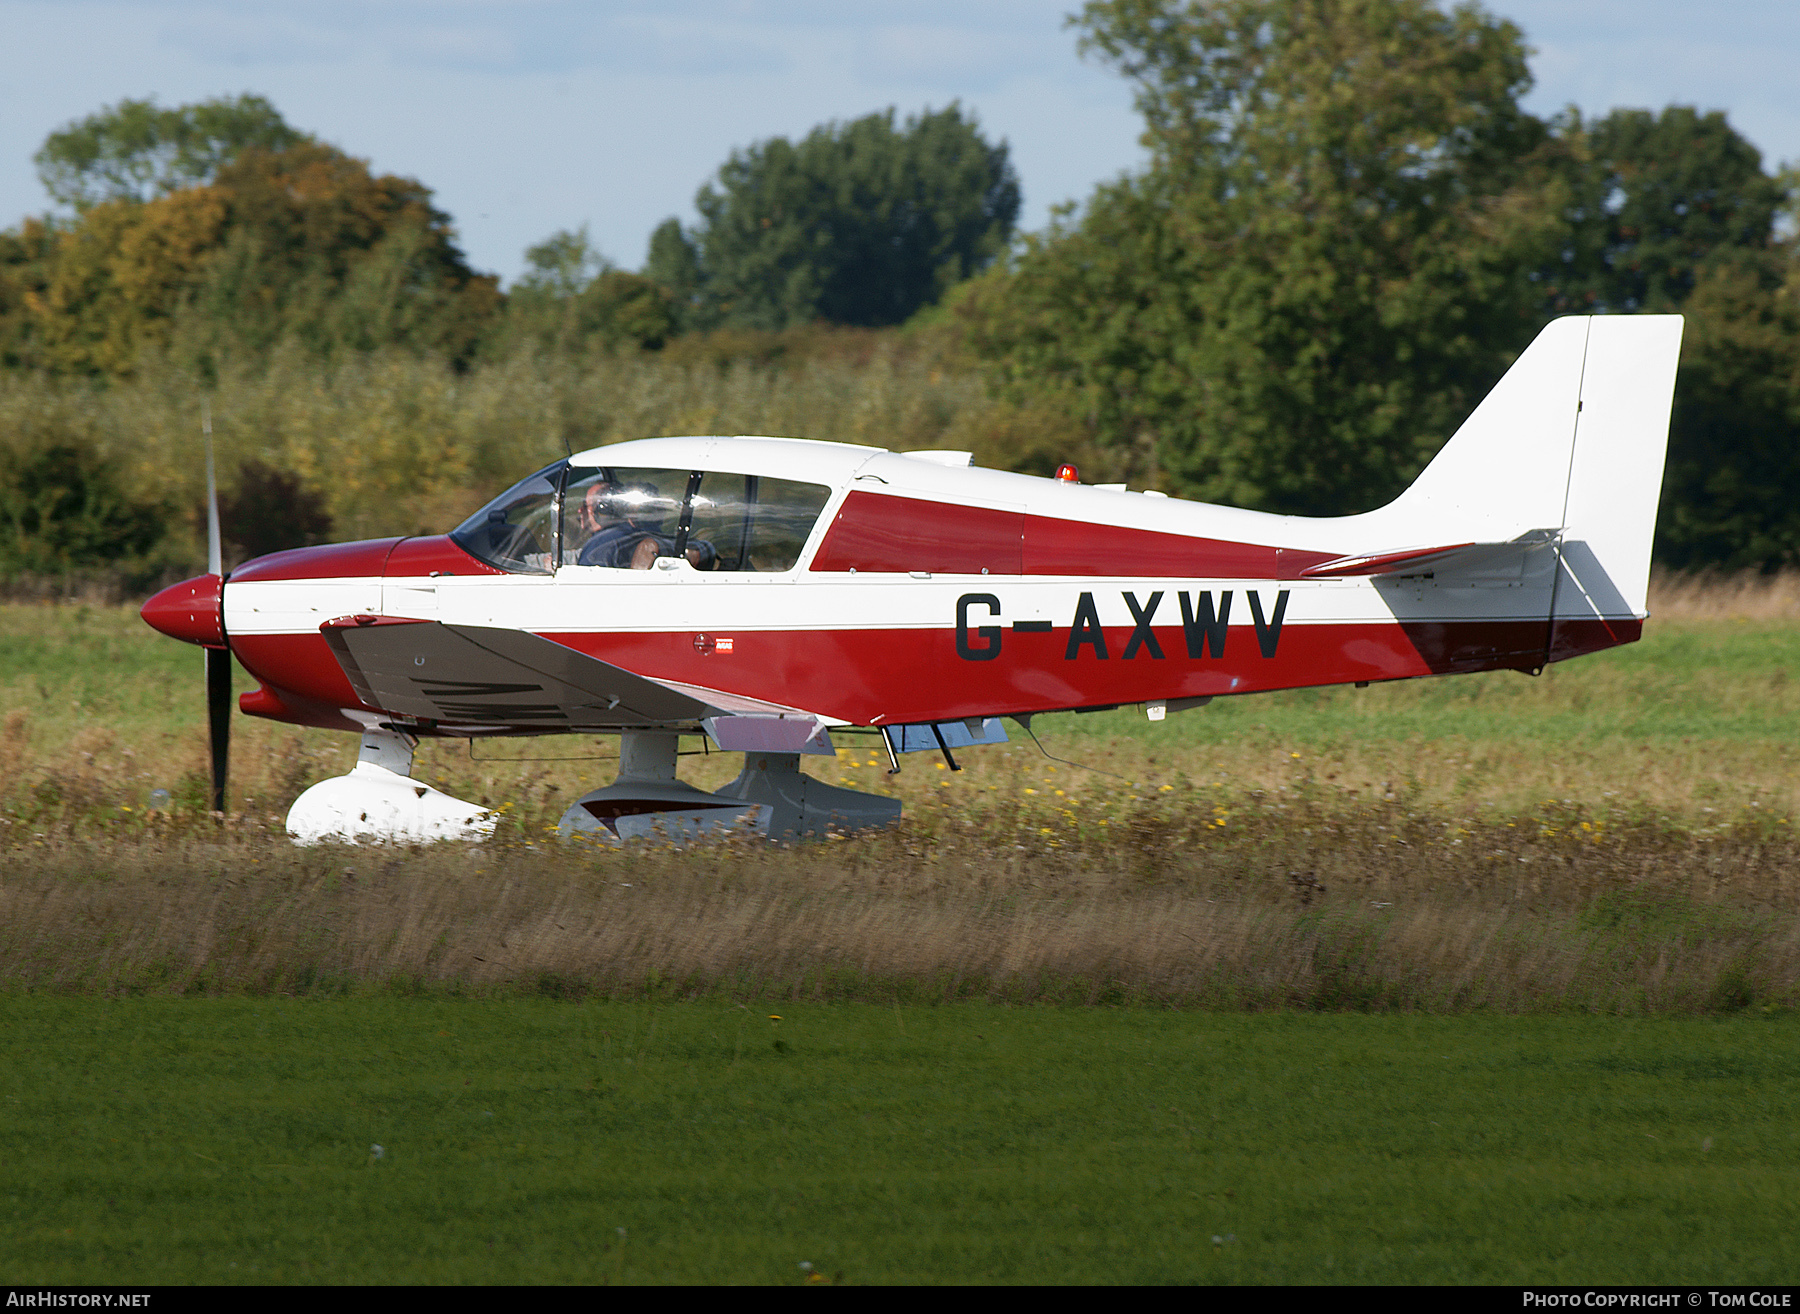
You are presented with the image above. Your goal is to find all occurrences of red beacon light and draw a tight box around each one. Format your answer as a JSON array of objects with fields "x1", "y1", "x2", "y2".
[{"x1": 1054, "y1": 464, "x2": 1080, "y2": 484}]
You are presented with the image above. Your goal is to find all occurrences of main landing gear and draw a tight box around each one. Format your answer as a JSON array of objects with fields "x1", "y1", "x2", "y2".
[
  {"x1": 556, "y1": 731, "x2": 900, "y2": 843},
  {"x1": 286, "y1": 728, "x2": 900, "y2": 845}
]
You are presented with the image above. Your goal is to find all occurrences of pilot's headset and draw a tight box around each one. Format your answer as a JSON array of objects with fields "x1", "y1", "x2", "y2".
[
  {"x1": 603, "y1": 481, "x2": 675, "y2": 531},
  {"x1": 580, "y1": 479, "x2": 615, "y2": 529}
]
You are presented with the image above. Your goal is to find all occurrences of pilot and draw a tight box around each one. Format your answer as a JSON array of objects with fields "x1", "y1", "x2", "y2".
[{"x1": 575, "y1": 480, "x2": 716, "y2": 570}]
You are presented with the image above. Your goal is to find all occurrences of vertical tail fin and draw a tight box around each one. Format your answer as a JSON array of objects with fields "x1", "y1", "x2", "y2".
[{"x1": 1369, "y1": 314, "x2": 1683, "y2": 623}]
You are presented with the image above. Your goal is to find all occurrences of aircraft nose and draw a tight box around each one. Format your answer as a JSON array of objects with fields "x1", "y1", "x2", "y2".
[{"x1": 141, "y1": 573, "x2": 225, "y2": 647}]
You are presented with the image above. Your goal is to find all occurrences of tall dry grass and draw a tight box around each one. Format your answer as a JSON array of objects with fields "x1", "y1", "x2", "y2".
[
  {"x1": 3, "y1": 789, "x2": 1795, "y2": 1011},
  {"x1": 1649, "y1": 568, "x2": 1800, "y2": 621}
]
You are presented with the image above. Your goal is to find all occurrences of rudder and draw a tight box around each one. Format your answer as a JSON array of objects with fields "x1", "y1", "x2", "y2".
[{"x1": 1556, "y1": 315, "x2": 1684, "y2": 624}]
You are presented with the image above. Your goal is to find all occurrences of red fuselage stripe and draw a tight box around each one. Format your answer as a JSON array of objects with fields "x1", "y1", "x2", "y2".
[
  {"x1": 228, "y1": 617, "x2": 1636, "y2": 732},
  {"x1": 810, "y1": 491, "x2": 1343, "y2": 578}
]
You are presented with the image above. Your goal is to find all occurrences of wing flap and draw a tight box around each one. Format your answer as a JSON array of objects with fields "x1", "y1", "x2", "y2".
[
  {"x1": 650, "y1": 675, "x2": 832, "y2": 719},
  {"x1": 702, "y1": 715, "x2": 836, "y2": 755}
]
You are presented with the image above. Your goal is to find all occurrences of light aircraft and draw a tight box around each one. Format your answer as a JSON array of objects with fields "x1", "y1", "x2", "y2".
[{"x1": 140, "y1": 314, "x2": 1683, "y2": 843}]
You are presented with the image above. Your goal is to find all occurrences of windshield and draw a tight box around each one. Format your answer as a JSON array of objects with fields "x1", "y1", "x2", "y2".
[
  {"x1": 451, "y1": 457, "x2": 836, "y2": 575},
  {"x1": 449, "y1": 461, "x2": 564, "y2": 574}
]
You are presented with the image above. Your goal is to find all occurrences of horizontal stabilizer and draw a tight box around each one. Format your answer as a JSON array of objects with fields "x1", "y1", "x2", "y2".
[{"x1": 1299, "y1": 530, "x2": 1561, "y2": 579}]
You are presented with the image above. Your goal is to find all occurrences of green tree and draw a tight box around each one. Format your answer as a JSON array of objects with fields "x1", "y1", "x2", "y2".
[
  {"x1": 32, "y1": 187, "x2": 230, "y2": 376},
  {"x1": 957, "y1": 0, "x2": 1560, "y2": 513},
  {"x1": 644, "y1": 218, "x2": 703, "y2": 331},
  {"x1": 205, "y1": 141, "x2": 502, "y2": 366},
  {"x1": 6, "y1": 137, "x2": 503, "y2": 376},
  {"x1": 495, "y1": 226, "x2": 676, "y2": 354},
  {"x1": 219, "y1": 460, "x2": 333, "y2": 565},
  {"x1": 1654, "y1": 247, "x2": 1800, "y2": 571},
  {"x1": 0, "y1": 218, "x2": 66, "y2": 370},
  {"x1": 0, "y1": 438, "x2": 165, "y2": 573},
  {"x1": 519, "y1": 226, "x2": 609, "y2": 299},
  {"x1": 1541, "y1": 106, "x2": 1784, "y2": 315},
  {"x1": 34, "y1": 94, "x2": 304, "y2": 212},
  {"x1": 1526, "y1": 108, "x2": 1797, "y2": 569},
  {"x1": 667, "y1": 104, "x2": 1020, "y2": 330}
]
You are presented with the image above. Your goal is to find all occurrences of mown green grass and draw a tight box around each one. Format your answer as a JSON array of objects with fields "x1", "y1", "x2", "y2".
[{"x1": 3, "y1": 998, "x2": 1795, "y2": 1284}]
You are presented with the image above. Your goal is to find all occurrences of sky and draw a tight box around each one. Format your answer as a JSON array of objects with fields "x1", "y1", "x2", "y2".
[{"x1": 1, "y1": 1, "x2": 1795, "y2": 285}]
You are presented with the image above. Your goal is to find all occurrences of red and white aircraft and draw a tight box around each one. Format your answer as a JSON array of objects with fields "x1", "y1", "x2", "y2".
[{"x1": 141, "y1": 314, "x2": 1682, "y2": 843}]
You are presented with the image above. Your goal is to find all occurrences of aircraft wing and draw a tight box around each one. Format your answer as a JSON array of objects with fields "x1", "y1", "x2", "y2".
[
  {"x1": 322, "y1": 617, "x2": 714, "y2": 729},
  {"x1": 320, "y1": 616, "x2": 832, "y2": 744}
]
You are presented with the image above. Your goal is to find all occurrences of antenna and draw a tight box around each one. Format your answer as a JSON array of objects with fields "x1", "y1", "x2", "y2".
[{"x1": 1011, "y1": 714, "x2": 1131, "y2": 782}]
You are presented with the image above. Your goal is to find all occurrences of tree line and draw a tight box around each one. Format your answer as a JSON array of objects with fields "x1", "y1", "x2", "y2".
[
  {"x1": 957, "y1": 0, "x2": 1800, "y2": 572},
  {"x1": 2, "y1": 0, "x2": 1798, "y2": 582}
]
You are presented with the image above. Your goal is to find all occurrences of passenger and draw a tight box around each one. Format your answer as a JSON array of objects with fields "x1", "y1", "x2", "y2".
[{"x1": 575, "y1": 481, "x2": 716, "y2": 570}]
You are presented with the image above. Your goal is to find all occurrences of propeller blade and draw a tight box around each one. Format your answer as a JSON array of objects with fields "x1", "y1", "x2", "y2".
[
  {"x1": 207, "y1": 645, "x2": 231, "y2": 815},
  {"x1": 202, "y1": 400, "x2": 228, "y2": 815},
  {"x1": 203, "y1": 401, "x2": 222, "y2": 578}
]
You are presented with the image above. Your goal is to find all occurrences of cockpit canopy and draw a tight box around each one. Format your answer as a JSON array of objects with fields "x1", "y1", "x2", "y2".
[{"x1": 449, "y1": 458, "x2": 834, "y2": 575}]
